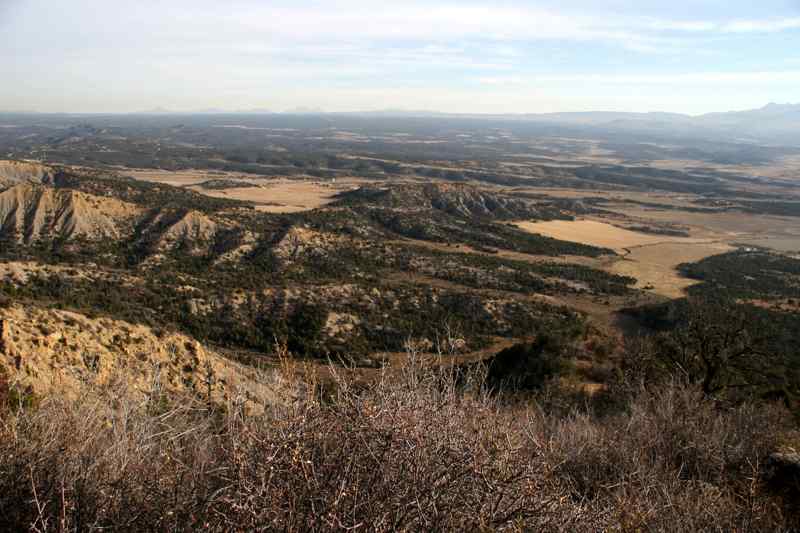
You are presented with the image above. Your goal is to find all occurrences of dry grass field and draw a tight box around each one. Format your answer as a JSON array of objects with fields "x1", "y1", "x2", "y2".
[
  {"x1": 648, "y1": 155, "x2": 800, "y2": 187},
  {"x1": 610, "y1": 241, "x2": 734, "y2": 297},
  {"x1": 602, "y1": 206, "x2": 800, "y2": 251},
  {"x1": 514, "y1": 200, "x2": 800, "y2": 297},
  {"x1": 122, "y1": 168, "x2": 368, "y2": 213},
  {"x1": 193, "y1": 181, "x2": 347, "y2": 213},
  {"x1": 123, "y1": 168, "x2": 226, "y2": 186},
  {"x1": 120, "y1": 166, "x2": 800, "y2": 297},
  {"x1": 605, "y1": 207, "x2": 800, "y2": 237},
  {"x1": 515, "y1": 219, "x2": 731, "y2": 298},
  {"x1": 515, "y1": 219, "x2": 708, "y2": 251}
]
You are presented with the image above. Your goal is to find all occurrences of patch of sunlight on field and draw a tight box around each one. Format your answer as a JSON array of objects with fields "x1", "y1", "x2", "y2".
[
  {"x1": 194, "y1": 182, "x2": 342, "y2": 213},
  {"x1": 516, "y1": 219, "x2": 731, "y2": 298},
  {"x1": 611, "y1": 242, "x2": 734, "y2": 298},
  {"x1": 514, "y1": 219, "x2": 707, "y2": 251}
]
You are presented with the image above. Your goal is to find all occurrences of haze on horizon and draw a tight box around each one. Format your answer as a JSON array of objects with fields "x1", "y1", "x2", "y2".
[{"x1": 1, "y1": 0, "x2": 799, "y2": 115}]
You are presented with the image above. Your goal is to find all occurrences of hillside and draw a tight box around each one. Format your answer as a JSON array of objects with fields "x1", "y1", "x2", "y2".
[
  {"x1": 0, "y1": 183, "x2": 141, "y2": 244},
  {"x1": 335, "y1": 183, "x2": 566, "y2": 220},
  {"x1": 0, "y1": 302, "x2": 288, "y2": 413},
  {"x1": 0, "y1": 178, "x2": 248, "y2": 263},
  {"x1": 1, "y1": 122, "x2": 800, "y2": 530},
  {"x1": 135, "y1": 207, "x2": 222, "y2": 255},
  {"x1": 0, "y1": 160, "x2": 54, "y2": 190},
  {"x1": 0, "y1": 167, "x2": 634, "y2": 365},
  {"x1": 4, "y1": 0, "x2": 800, "y2": 524}
]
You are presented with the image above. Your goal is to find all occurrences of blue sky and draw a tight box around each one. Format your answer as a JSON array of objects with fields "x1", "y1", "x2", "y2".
[{"x1": 1, "y1": 0, "x2": 799, "y2": 114}]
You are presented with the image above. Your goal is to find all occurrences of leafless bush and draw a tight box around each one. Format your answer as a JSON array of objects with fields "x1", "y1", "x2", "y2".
[
  {"x1": 0, "y1": 359, "x2": 795, "y2": 531},
  {"x1": 204, "y1": 359, "x2": 578, "y2": 531},
  {"x1": 540, "y1": 383, "x2": 792, "y2": 531}
]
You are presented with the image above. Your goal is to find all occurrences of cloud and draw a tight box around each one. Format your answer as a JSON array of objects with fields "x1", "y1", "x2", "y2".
[
  {"x1": 8, "y1": 1, "x2": 799, "y2": 66},
  {"x1": 147, "y1": 3, "x2": 658, "y2": 53},
  {"x1": 3, "y1": 0, "x2": 799, "y2": 113},
  {"x1": 169, "y1": 3, "x2": 800, "y2": 50},
  {"x1": 721, "y1": 18, "x2": 800, "y2": 33},
  {"x1": 648, "y1": 16, "x2": 800, "y2": 34},
  {"x1": 645, "y1": 17, "x2": 800, "y2": 33},
  {"x1": 478, "y1": 70, "x2": 800, "y2": 86},
  {"x1": 0, "y1": 1, "x2": 700, "y2": 53}
]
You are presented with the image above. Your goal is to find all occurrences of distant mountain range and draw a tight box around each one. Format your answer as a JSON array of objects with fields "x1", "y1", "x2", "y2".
[
  {"x1": 136, "y1": 107, "x2": 274, "y2": 115},
  {"x1": 3, "y1": 103, "x2": 798, "y2": 145},
  {"x1": 342, "y1": 103, "x2": 800, "y2": 145},
  {"x1": 545, "y1": 104, "x2": 799, "y2": 144}
]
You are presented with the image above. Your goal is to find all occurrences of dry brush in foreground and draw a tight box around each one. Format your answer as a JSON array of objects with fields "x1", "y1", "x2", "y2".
[{"x1": 0, "y1": 358, "x2": 797, "y2": 532}]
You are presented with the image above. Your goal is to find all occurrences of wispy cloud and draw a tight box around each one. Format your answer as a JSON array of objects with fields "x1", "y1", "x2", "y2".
[
  {"x1": 645, "y1": 16, "x2": 800, "y2": 33},
  {"x1": 478, "y1": 70, "x2": 800, "y2": 86},
  {"x1": 720, "y1": 17, "x2": 800, "y2": 33},
  {"x1": 179, "y1": 4, "x2": 800, "y2": 50}
]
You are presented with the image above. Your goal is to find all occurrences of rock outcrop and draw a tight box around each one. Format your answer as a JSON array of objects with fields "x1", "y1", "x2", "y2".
[
  {"x1": 273, "y1": 226, "x2": 340, "y2": 264},
  {"x1": 0, "y1": 184, "x2": 141, "y2": 244},
  {"x1": 136, "y1": 208, "x2": 221, "y2": 255},
  {"x1": 0, "y1": 303, "x2": 295, "y2": 413},
  {"x1": 0, "y1": 160, "x2": 54, "y2": 190}
]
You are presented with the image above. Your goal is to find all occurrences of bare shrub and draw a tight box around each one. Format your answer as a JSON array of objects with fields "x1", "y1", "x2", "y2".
[
  {"x1": 541, "y1": 383, "x2": 792, "y2": 531},
  {"x1": 205, "y1": 360, "x2": 575, "y2": 530},
  {"x1": 0, "y1": 359, "x2": 795, "y2": 531}
]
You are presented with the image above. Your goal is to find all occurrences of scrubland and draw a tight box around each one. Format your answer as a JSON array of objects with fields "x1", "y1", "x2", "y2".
[
  {"x1": 3, "y1": 115, "x2": 800, "y2": 531},
  {"x1": 1, "y1": 349, "x2": 798, "y2": 532}
]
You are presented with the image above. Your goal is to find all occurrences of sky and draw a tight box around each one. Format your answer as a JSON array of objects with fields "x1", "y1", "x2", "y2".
[{"x1": 1, "y1": 0, "x2": 799, "y2": 114}]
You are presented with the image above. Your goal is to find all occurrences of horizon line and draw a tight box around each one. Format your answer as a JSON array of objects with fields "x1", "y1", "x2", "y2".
[{"x1": 1, "y1": 102, "x2": 797, "y2": 119}]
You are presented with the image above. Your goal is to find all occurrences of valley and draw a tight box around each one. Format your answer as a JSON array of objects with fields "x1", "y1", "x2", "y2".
[
  {"x1": 4, "y1": 0, "x2": 800, "y2": 527},
  {"x1": 3, "y1": 113, "x2": 800, "y2": 397},
  {"x1": 2, "y1": 111, "x2": 800, "y2": 531}
]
